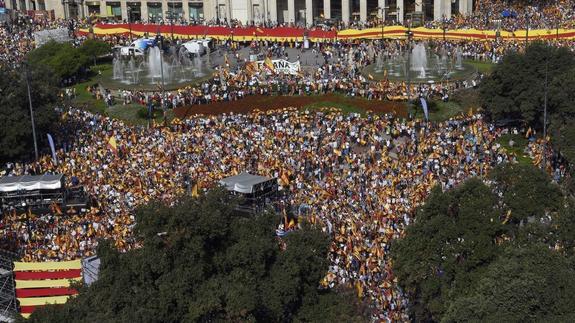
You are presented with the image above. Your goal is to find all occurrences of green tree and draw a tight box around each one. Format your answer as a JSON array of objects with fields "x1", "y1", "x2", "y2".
[
  {"x1": 393, "y1": 164, "x2": 575, "y2": 322},
  {"x1": 392, "y1": 179, "x2": 503, "y2": 321},
  {"x1": 0, "y1": 65, "x2": 59, "y2": 163},
  {"x1": 443, "y1": 244, "x2": 575, "y2": 322},
  {"x1": 481, "y1": 42, "x2": 575, "y2": 128},
  {"x1": 23, "y1": 189, "x2": 365, "y2": 322},
  {"x1": 80, "y1": 39, "x2": 111, "y2": 67},
  {"x1": 489, "y1": 163, "x2": 561, "y2": 227},
  {"x1": 27, "y1": 41, "x2": 89, "y2": 81}
]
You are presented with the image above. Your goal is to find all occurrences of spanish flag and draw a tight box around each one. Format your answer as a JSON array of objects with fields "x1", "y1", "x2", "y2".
[
  {"x1": 108, "y1": 136, "x2": 118, "y2": 153},
  {"x1": 264, "y1": 56, "x2": 275, "y2": 73},
  {"x1": 256, "y1": 27, "x2": 264, "y2": 34}
]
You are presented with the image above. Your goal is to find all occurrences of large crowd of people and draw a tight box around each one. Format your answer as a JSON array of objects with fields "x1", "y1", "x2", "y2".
[
  {"x1": 0, "y1": 3, "x2": 570, "y2": 319},
  {"x1": 1, "y1": 105, "x2": 515, "y2": 320}
]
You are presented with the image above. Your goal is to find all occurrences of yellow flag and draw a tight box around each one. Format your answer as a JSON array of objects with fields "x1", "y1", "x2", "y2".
[
  {"x1": 108, "y1": 136, "x2": 118, "y2": 153},
  {"x1": 191, "y1": 183, "x2": 199, "y2": 198}
]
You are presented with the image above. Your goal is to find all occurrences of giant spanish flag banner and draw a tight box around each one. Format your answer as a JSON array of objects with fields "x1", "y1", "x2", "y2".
[
  {"x1": 79, "y1": 23, "x2": 575, "y2": 42},
  {"x1": 14, "y1": 260, "x2": 82, "y2": 319}
]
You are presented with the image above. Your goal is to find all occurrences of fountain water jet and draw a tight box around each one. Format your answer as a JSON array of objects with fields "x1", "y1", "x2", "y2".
[{"x1": 411, "y1": 43, "x2": 428, "y2": 78}]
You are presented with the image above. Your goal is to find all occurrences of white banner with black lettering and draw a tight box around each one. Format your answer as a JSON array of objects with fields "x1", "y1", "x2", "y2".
[{"x1": 257, "y1": 59, "x2": 301, "y2": 75}]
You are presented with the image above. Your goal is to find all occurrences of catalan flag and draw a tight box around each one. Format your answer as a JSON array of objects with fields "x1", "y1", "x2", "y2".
[{"x1": 14, "y1": 260, "x2": 82, "y2": 318}]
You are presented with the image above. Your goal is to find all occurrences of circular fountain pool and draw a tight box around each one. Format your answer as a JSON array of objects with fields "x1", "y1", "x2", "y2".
[
  {"x1": 102, "y1": 45, "x2": 214, "y2": 91},
  {"x1": 363, "y1": 43, "x2": 478, "y2": 83}
]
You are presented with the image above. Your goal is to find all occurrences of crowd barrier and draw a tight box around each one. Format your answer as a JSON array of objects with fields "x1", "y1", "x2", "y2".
[
  {"x1": 14, "y1": 260, "x2": 81, "y2": 318},
  {"x1": 79, "y1": 23, "x2": 575, "y2": 41}
]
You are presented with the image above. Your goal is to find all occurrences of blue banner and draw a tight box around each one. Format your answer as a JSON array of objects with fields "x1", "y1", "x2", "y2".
[
  {"x1": 47, "y1": 134, "x2": 58, "y2": 165},
  {"x1": 420, "y1": 97, "x2": 429, "y2": 121}
]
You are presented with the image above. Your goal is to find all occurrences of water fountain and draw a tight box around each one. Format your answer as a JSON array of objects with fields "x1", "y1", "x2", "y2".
[
  {"x1": 107, "y1": 44, "x2": 211, "y2": 90},
  {"x1": 455, "y1": 47, "x2": 463, "y2": 70},
  {"x1": 411, "y1": 43, "x2": 428, "y2": 79},
  {"x1": 364, "y1": 42, "x2": 475, "y2": 82}
]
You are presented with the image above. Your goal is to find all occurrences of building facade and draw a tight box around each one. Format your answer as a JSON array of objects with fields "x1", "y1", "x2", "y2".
[{"x1": 4, "y1": 0, "x2": 473, "y2": 25}]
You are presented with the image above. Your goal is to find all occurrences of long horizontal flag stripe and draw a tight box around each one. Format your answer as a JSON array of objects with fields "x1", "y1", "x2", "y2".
[
  {"x1": 77, "y1": 23, "x2": 575, "y2": 41},
  {"x1": 18, "y1": 295, "x2": 70, "y2": 306},
  {"x1": 15, "y1": 269, "x2": 82, "y2": 280},
  {"x1": 16, "y1": 287, "x2": 77, "y2": 298},
  {"x1": 15, "y1": 277, "x2": 81, "y2": 289},
  {"x1": 19, "y1": 306, "x2": 37, "y2": 314},
  {"x1": 14, "y1": 260, "x2": 81, "y2": 272}
]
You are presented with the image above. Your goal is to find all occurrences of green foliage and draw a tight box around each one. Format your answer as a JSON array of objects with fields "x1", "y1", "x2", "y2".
[
  {"x1": 79, "y1": 39, "x2": 111, "y2": 63},
  {"x1": 490, "y1": 163, "x2": 561, "y2": 227},
  {"x1": 392, "y1": 179, "x2": 503, "y2": 321},
  {"x1": 392, "y1": 163, "x2": 575, "y2": 321},
  {"x1": 481, "y1": 42, "x2": 575, "y2": 127},
  {"x1": 443, "y1": 244, "x2": 575, "y2": 322},
  {"x1": 27, "y1": 41, "x2": 89, "y2": 80},
  {"x1": 23, "y1": 189, "x2": 365, "y2": 322},
  {"x1": 0, "y1": 65, "x2": 59, "y2": 163}
]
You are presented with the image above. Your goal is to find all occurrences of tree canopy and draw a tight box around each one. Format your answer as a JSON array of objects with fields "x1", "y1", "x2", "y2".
[
  {"x1": 27, "y1": 41, "x2": 89, "y2": 81},
  {"x1": 79, "y1": 39, "x2": 111, "y2": 66},
  {"x1": 392, "y1": 163, "x2": 575, "y2": 322},
  {"x1": 481, "y1": 42, "x2": 575, "y2": 128},
  {"x1": 0, "y1": 65, "x2": 59, "y2": 163},
  {"x1": 23, "y1": 189, "x2": 365, "y2": 322}
]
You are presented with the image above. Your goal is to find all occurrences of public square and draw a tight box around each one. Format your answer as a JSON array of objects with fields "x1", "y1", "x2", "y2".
[{"x1": 1, "y1": 1, "x2": 575, "y2": 321}]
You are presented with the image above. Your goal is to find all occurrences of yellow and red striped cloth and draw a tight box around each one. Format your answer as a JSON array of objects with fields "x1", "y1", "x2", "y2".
[
  {"x1": 14, "y1": 260, "x2": 82, "y2": 318},
  {"x1": 78, "y1": 23, "x2": 575, "y2": 42}
]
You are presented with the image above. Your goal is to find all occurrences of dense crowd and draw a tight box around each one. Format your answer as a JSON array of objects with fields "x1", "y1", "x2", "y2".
[
  {"x1": 0, "y1": 5, "x2": 568, "y2": 320},
  {"x1": 1, "y1": 105, "x2": 516, "y2": 320},
  {"x1": 428, "y1": 0, "x2": 575, "y2": 31}
]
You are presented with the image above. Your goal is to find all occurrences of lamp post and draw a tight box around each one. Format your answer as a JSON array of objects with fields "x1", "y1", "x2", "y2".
[
  {"x1": 165, "y1": 9, "x2": 175, "y2": 39},
  {"x1": 127, "y1": 6, "x2": 132, "y2": 41},
  {"x1": 156, "y1": 26, "x2": 166, "y2": 120},
  {"x1": 379, "y1": 5, "x2": 389, "y2": 46},
  {"x1": 24, "y1": 63, "x2": 39, "y2": 161},
  {"x1": 406, "y1": 21, "x2": 413, "y2": 118},
  {"x1": 542, "y1": 59, "x2": 548, "y2": 170}
]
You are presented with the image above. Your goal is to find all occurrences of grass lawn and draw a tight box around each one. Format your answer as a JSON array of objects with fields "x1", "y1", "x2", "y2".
[
  {"x1": 497, "y1": 133, "x2": 532, "y2": 165},
  {"x1": 464, "y1": 59, "x2": 496, "y2": 74},
  {"x1": 69, "y1": 64, "x2": 112, "y2": 115},
  {"x1": 427, "y1": 101, "x2": 466, "y2": 122}
]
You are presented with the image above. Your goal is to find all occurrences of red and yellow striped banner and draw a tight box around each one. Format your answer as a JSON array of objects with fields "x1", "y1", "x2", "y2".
[
  {"x1": 78, "y1": 23, "x2": 575, "y2": 42},
  {"x1": 14, "y1": 260, "x2": 82, "y2": 319}
]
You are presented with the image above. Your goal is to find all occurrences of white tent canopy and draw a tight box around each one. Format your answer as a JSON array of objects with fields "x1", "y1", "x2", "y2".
[
  {"x1": 0, "y1": 174, "x2": 64, "y2": 193},
  {"x1": 219, "y1": 172, "x2": 274, "y2": 194}
]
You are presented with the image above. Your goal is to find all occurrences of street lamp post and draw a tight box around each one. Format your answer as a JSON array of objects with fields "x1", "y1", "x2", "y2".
[
  {"x1": 406, "y1": 22, "x2": 413, "y2": 118},
  {"x1": 543, "y1": 60, "x2": 549, "y2": 170},
  {"x1": 165, "y1": 9, "x2": 175, "y2": 39},
  {"x1": 156, "y1": 26, "x2": 166, "y2": 121},
  {"x1": 24, "y1": 63, "x2": 39, "y2": 161},
  {"x1": 127, "y1": 6, "x2": 132, "y2": 41},
  {"x1": 379, "y1": 6, "x2": 388, "y2": 46}
]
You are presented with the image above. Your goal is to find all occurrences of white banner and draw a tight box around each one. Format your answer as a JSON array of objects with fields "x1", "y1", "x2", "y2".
[
  {"x1": 257, "y1": 59, "x2": 300, "y2": 75},
  {"x1": 33, "y1": 28, "x2": 71, "y2": 47}
]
